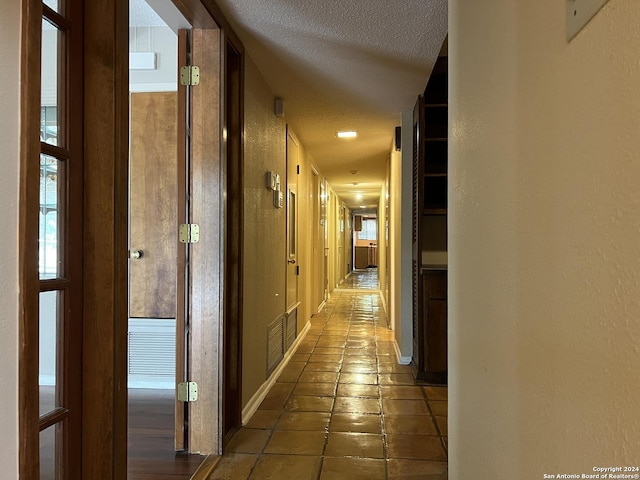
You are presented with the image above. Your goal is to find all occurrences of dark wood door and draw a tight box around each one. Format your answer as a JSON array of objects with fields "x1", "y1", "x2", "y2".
[{"x1": 129, "y1": 92, "x2": 178, "y2": 319}]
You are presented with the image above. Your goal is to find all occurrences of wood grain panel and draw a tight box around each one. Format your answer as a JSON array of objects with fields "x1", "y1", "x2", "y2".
[
  {"x1": 129, "y1": 92, "x2": 178, "y2": 319},
  {"x1": 188, "y1": 27, "x2": 223, "y2": 455},
  {"x1": 175, "y1": 28, "x2": 188, "y2": 453},
  {"x1": 82, "y1": 0, "x2": 129, "y2": 477},
  {"x1": 19, "y1": 1, "x2": 44, "y2": 477}
]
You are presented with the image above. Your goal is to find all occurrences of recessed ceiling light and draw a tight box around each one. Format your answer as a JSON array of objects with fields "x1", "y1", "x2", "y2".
[
  {"x1": 360, "y1": 206, "x2": 366, "y2": 209},
  {"x1": 356, "y1": 193, "x2": 363, "y2": 200},
  {"x1": 337, "y1": 131, "x2": 357, "y2": 138}
]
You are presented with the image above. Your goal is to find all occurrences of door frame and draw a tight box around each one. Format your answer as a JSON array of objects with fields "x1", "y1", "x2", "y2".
[{"x1": 19, "y1": 0, "x2": 246, "y2": 477}]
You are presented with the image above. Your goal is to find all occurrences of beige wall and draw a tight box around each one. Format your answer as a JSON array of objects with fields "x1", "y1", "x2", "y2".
[
  {"x1": 242, "y1": 56, "x2": 287, "y2": 405},
  {"x1": 242, "y1": 55, "x2": 324, "y2": 407},
  {"x1": 450, "y1": 0, "x2": 640, "y2": 476},
  {"x1": 0, "y1": 0, "x2": 19, "y2": 475}
]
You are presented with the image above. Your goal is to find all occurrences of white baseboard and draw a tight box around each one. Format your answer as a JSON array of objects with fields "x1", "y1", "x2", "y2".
[
  {"x1": 394, "y1": 339, "x2": 412, "y2": 365},
  {"x1": 241, "y1": 320, "x2": 311, "y2": 425},
  {"x1": 379, "y1": 290, "x2": 387, "y2": 313}
]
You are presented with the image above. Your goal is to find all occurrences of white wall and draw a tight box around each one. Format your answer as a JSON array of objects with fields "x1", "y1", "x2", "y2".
[
  {"x1": 450, "y1": 0, "x2": 640, "y2": 477},
  {"x1": 388, "y1": 111, "x2": 414, "y2": 363},
  {"x1": 0, "y1": 0, "x2": 20, "y2": 477}
]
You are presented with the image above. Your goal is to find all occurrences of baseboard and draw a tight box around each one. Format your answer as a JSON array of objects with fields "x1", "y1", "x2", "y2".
[
  {"x1": 189, "y1": 455, "x2": 220, "y2": 480},
  {"x1": 394, "y1": 339, "x2": 412, "y2": 365},
  {"x1": 241, "y1": 320, "x2": 311, "y2": 425},
  {"x1": 379, "y1": 290, "x2": 387, "y2": 314}
]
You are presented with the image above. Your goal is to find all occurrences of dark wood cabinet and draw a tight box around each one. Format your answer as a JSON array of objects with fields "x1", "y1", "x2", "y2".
[{"x1": 412, "y1": 53, "x2": 448, "y2": 384}]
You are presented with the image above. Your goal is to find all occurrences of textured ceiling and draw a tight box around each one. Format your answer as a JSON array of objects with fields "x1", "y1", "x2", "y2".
[{"x1": 214, "y1": 0, "x2": 448, "y2": 209}]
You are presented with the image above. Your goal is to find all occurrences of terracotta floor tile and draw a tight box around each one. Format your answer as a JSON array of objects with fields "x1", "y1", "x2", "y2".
[
  {"x1": 339, "y1": 372, "x2": 378, "y2": 385},
  {"x1": 243, "y1": 410, "x2": 280, "y2": 430},
  {"x1": 281, "y1": 361, "x2": 306, "y2": 373},
  {"x1": 429, "y1": 400, "x2": 447, "y2": 416},
  {"x1": 380, "y1": 386, "x2": 424, "y2": 400},
  {"x1": 378, "y1": 364, "x2": 413, "y2": 374},
  {"x1": 324, "y1": 432, "x2": 384, "y2": 458},
  {"x1": 382, "y1": 399, "x2": 430, "y2": 416},
  {"x1": 206, "y1": 453, "x2": 257, "y2": 480},
  {"x1": 292, "y1": 382, "x2": 337, "y2": 397},
  {"x1": 290, "y1": 353, "x2": 311, "y2": 363},
  {"x1": 383, "y1": 414, "x2": 438, "y2": 435},
  {"x1": 378, "y1": 373, "x2": 416, "y2": 385},
  {"x1": 274, "y1": 411, "x2": 331, "y2": 431},
  {"x1": 341, "y1": 363, "x2": 378, "y2": 374},
  {"x1": 320, "y1": 457, "x2": 386, "y2": 480},
  {"x1": 225, "y1": 428, "x2": 272, "y2": 454},
  {"x1": 298, "y1": 371, "x2": 339, "y2": 384},
  {"x1": 209, "y1": 288, "x2": 448, "y2": 479},
  {"x1": 284, "y1": 395, "x2": 334, "y2": 412},
  {"x1": 424, "y1": 386, "x2": 448, "y2": 401},
  {"x1": 303, "y1": 362, "x2": 341, "y2": 373},
  {"x1": 435, "y1": 415, "x2": 447, "y2": 436},
  {"x1": 295, "y1": 344, "x2": 315, "y2": 354},
  {"x1": 335, "y1": 384, "x2": 379, "y2": 398},
  {"x1": 263, "y1": 430, "x2": 326, "y2": 455},
  {"x1": 334, "y1": 397, "x2": 381, "y2": 414},
  {"x1": 386, "y1": 434, "x2": 447, "y2": 461},
  {"x1": 330, "y1": 413, "x2": 382, "y2": 434},
  {"x1": 249, "y1": 454, "x2": 321, "y2": 479},
  {"x1": 276, "y1": 370, "x2": 301, "y2": 383},
  {"x1": 387, "y1": 459, "x2": 448, "y2": 479},
  {"x1": 309, "y1": 354, "x2": 344, "y2": 363},
  {"x1": 314, "y1": 347, "x2": 345, "y2": 355}
]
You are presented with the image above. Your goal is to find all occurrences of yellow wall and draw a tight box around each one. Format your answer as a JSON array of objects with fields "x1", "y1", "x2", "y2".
[
  {"x1": 450, "y1": 0, "x2": 640, "y2": 476},
  {"x1": 242, "y1": 55, "x2": 327, "y2": 408}
]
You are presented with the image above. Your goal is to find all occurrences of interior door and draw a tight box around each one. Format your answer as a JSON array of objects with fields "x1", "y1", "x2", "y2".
[
  {"x1": 129, "y1": 92, "x2": 178, "y2": 319},
  {"x1": 286, "y1": 129, "x2": 300, "y2": 312}
]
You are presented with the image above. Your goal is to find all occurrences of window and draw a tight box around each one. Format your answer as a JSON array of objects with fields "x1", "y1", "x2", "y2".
[{"x1": 357, "y1": 217, "x2": 377, "y2": 241}]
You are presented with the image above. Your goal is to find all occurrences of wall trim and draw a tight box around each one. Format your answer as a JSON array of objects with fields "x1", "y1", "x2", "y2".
[
  {"x1": 241, "y1": 320, "x2": 311, "y2": 425},
  {"x1": 379, "y1": 289, "x2": 387, "y2": 314},
  {"x1": 394, "y1": 339, "x2": 412, "y2": 365}
]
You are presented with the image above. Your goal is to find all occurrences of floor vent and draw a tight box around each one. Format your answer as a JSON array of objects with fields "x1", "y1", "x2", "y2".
[
  {"x1": 267, "y1": 316, "x2": 285, "y2": 375},
  {"x1": 286, "y1": 309, "x2": 297, "y2": 350}
]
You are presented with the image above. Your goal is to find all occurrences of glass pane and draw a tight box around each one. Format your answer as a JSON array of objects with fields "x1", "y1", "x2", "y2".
[
  {"x1": 40, "y1": 423, "x2": 60, "y2": 480},
  {"x1": 40, "y1": 155, "x2": 65, "y2": 279},
  {"x1": 41, "y1": 18, "x2": 61, "y2": 146},
  {"x1": 289, "y1": 191, "x2": 296, "y2": 256},
  {"x1": 39, "y1": 291, "x2": 61, "y2": 416},
  {"x1": 43, "y1": 0, "x2": 62, "y2": 14}
]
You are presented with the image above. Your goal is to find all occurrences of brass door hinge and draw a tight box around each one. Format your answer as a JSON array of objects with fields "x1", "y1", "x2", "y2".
[
  {"x1": 180, "y1": 65, "x2": 200, "y2": 86},
  {"x1": 177, "y1": 382, "x2": 198, "y2": 402},
  {"x1": 179, "y1": 223, "x2": 200, "y2": 244}
]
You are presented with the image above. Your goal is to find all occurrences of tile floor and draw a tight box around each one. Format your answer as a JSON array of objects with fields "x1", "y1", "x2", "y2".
[{"x1": 208, "y1": 280, "x2": 448, "y2": 480}]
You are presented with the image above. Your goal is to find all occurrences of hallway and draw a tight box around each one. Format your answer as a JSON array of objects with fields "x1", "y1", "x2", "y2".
[{"x1": 208, "y1": 279, "x2": 448, "y2": 479}]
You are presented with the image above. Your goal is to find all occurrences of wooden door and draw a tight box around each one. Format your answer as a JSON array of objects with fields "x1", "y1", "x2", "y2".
[
  {"x1": 129, "y1": 92, "x2": 178, "y2": 319},
  {"x1": 286, "y1": 130, "x2": 300, "y2": 312}
]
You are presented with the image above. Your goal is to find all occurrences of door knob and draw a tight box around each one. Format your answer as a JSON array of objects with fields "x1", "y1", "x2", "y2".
[
  {"x1": 130, "y1": 250, "x2": 143, "y2": 259},
  {"x1": 288, "y1": 259, "x2": 296, "y2": 264}
]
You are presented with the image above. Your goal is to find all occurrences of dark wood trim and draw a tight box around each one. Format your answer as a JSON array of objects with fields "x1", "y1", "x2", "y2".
[
  {"x1": 82, "y1": 0, "x2": 129, "y2": 477},
  {"x1": 172, "y1": 0, "x2": 244, "y2": 54},
  {"x1": 39, "y1": 408, "x2": 69, "y2": 431},
  {"x1": 222, "y1": 35, "x2": 244, "y2": 447},
  {"x1": 175, "y1": 28, "x2": 188, "y2": 452},
  {"x1": 19, "y1": 1, "x2": 43, "y2": 476}
]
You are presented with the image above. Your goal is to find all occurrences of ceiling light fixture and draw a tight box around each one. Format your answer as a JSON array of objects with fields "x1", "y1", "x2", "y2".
[
  {"x1": 356, "y1": 193, "x2": 363, "y2": 200},
  {"x1": 337, "y1": 131, "x2": 357, "y2": 138}
]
